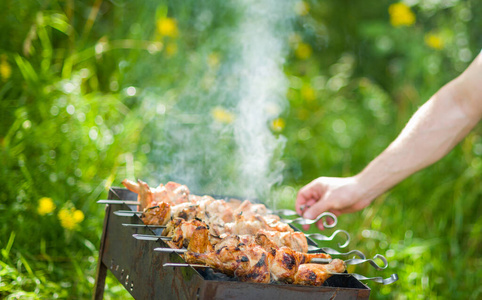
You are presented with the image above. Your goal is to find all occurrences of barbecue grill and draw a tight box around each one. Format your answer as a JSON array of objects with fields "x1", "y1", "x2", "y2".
[{"x1": 93, "y1": 187, "x2": 393, "y2": 300}]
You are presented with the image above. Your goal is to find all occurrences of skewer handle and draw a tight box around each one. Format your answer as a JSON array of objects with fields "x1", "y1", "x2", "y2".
[
  {"x1": 319, "y1": 247, "x2": 366, "y2": 259},
  {"x1": 283, "y1": 212, "x2": 338, "y2": 228},
  {"x1": 306, "y1": 230, "x2": 350, "y2": 248},
  {"x1": 331, "y1": 273, "x2": 399, "y2": 285},
  {"x1": 344, "y1": 254, "x2": 388, "y2": 270}
]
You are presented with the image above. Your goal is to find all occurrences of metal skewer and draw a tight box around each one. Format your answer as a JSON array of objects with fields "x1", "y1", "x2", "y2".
[
  {"x1": 114, "y1": 210, "x2": 143, "y2": 217},
  {"x1": 122, "y1": 223, "x2": 166, "y2": 228},
  {"x1": 163, "y1": 263, "x2": 210, "y2": 268},
  {"x1": 311, "y1": 247, "x2": 366, "y2": 259},
  {"x1": 133, "y1": 234, "x2": 171, "y2": 241},
  {"x1": 97, "y1": 199, "x2": 141, "y2": 205},
  {"x1": 279, "y1": 212, "x2": 337, "y2": 228},
  {"x1": 344, "y1": 254, "x2": 388, "y2": 270},
  {"x1": 329, "y1": 272, "x2": 399, "y2": 285},
  {"x1": 114, "y1": 205, "x2": 160, "y2": 217},
  {"x1": 154, "y1": 247, "x2": 187, "y2": 254},
  {"x1": 154, "y1": 247, "x2": 386, "y2": 269},
  {"x1": 305, "y1": 230, "x2": 350, "y2": 248},
  {"x1": 267, "y1": 209, "x2": 299, "y2": 217}
]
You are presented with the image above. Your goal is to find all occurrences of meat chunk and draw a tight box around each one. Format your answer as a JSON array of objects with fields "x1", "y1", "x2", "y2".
[{"x1": 294, "y1": 259, "x2": 346, "y2": 286}]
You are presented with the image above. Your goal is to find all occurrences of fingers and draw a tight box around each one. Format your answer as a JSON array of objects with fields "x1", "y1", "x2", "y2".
[
  {"x1": 301, "y1": 198, "x2": 334, "y2": 231},
  {"x1": 295, "y1": 180, "x2": 323, "y2": 215},
  {"x1": 295, "y1": 186, "x2": 310, "y2": 216}
]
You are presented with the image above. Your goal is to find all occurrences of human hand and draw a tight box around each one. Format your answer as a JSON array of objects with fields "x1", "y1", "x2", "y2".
[{"x1": 295, "y1": 176, "x2": 372, "y2": 230}]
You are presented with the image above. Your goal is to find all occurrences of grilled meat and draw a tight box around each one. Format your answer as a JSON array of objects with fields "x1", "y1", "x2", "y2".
[
  {"x1": 140, "y1": 202, "x2": 171, "y2": 225},
  {"x1": 293, "y1": 259, "x2": 346, "y2": 286},
  {"x1": 123, "y1": 179, "x2": 345, "y2": 285},
  {"x1": 122, "y1": 179, "x2": 190, "y2": 210},
  {"x1": 182, "y1": 222, "x2": 332, "y2": 284}
]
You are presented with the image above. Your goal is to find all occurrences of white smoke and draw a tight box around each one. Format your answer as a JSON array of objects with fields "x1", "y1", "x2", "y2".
[
  {"x1": 147, "y1": 0, "x2": 294, "y2": 205},
  {"x1": 232, "y1": 0, "x2": 293, "y2": 203}
]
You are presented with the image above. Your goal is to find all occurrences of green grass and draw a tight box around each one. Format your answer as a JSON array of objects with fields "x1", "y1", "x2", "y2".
[{"x1": 0, "y1": 0, "x2": 481, "y2": 299}]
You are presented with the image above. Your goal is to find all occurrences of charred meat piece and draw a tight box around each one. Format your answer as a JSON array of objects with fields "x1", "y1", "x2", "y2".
[
  {"x1": 255, "y1": 232, "x2": 330, "y2": 283},
  {"x1": 140, "y1": 202, "x2": 171, "y2": 225},
  {"x1": 293, "y1": 259, "x2": 346, "y2": 286},
  {"x1": 163, "y1": 218, "x2": 209, "y2": 249},
  {"x1": 185, "y1": 243, "x2": 272, "y2": 284}
]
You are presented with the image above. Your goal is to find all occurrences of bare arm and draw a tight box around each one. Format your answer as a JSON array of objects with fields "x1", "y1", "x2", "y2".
[{"x1": 296, "y1": 53, "x2": 482, "y2": 230}]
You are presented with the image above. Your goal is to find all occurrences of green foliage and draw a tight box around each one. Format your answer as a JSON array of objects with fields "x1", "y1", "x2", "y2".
[{"x1": 0, "y1": 0, "x2": 481, "y2": 299}]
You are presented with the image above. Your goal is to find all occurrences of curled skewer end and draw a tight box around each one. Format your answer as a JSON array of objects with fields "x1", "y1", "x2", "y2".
[
  {"x1": 335, "y1": 230, "x2": 350, "y2": 248},
  {"x1": 333, "y1": 229, "x2": 351, "y2": 248},
  {"x1": 372, "y1": 254, "x2": 389, "y2": 270},
  {"x1": 306, "y1": 230, "x2": 350, "y2": 248},
  {"x1": 345, "y1": 254, "x2": 389, "y2": 270},
  {"x1": 318, "y1": 212, "x2": 338, "y2": 228}
]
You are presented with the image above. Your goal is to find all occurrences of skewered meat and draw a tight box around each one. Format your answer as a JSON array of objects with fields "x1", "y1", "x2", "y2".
[
  {"x1": 186, "y1": 247, "x2": 346, "y2": 285},
  {"x1": 294, "y1": 260, "x2": 346, "y2": 286},
  {"x1": 140, "y1": 202, "x2": 171, "y2": 225},
  {"x1": 122, "y1": 179, "x2": 190, "y2": 209},
  {"x1": 220, "y1": 213, "x2": 293, "y2": 236},
  {"x1": 163, "y1": 218, "x2": 209, "y2": 249},
  {"x1": 164, "y1": 218, "x2": 302, "y2": 252},
  {"x1": 123, "y1": 179, "x2": 347, "y2": 285},
  {"x1": 182, "y1": 221, "x2": 333, "y2": 284},
  {"x1": 256, "y1": 229, "x2": 308, "y2": 253},
  {"x1": 122, "y1": 179, "x2": 278, "y2": 223}
]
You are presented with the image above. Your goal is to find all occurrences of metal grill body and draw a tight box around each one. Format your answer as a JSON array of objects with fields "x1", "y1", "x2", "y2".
[{"x1": 93, "y1": 187, "x2": 371, "y2": 300}]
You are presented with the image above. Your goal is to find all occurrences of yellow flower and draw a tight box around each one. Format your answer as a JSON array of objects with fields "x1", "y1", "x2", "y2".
[
  {"x1": 272, "y1": 118, "x2": 286, "y2": 132},
  {"x1": 294, "y1": 1, "x2": 310, "y2": 16},
  {"x1": 157, "y1": 18, "x2": 178, "y2": 37},
  {"x1": 38, "y1": 197, "x2": 56, "y2": 215},
  {"x1": 211, "y1": 106, "x2": 235, "y2": 124},
  {"x1": 424, "y1": 33, "x2": 444, "y2": 50},
  {"x1": 301, "y1": 85, "x2": 316, "y2": 102},
  {"x1": 389, "y1": 3, "x2": 416, "y2": 27},
  {"x1": 0, "y1": 54, "x2": 12, "y2": 81},
  {"x1": 165, "y1": 42, "x2": 178, "y2": 56},
  {"x1": 295, "y1": 42, "x2": 312, "y2": 60},
  {"x1": 58, "y1": 207, "x2": 84, "y2": 230},
  {"x1": 73, "y1": 210, "x2": 85, "y2": 223}
]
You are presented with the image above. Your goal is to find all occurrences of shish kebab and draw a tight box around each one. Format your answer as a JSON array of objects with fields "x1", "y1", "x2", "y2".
[
  {"x1": 158, "y1": 219, "x2": 346, "y2": 285},
  {"x1": 119, "y1": 180, "x2": 386, "y2": 267},
  {"x1": 120, "y1": 179, "x2": 339, "y2": 253},
  {"x1": 117, "y1": 180, "x2": 392, "y2": 284}
]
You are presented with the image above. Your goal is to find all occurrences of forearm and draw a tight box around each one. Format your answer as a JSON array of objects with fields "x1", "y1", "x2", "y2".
[{"x1": 355, "y1": 55, "x2": 482, "y2": 201}]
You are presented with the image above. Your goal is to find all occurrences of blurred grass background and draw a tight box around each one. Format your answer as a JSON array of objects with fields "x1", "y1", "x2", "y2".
[{"x1": 0, "y1": 0, "x2": 481, "y2": 299}]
